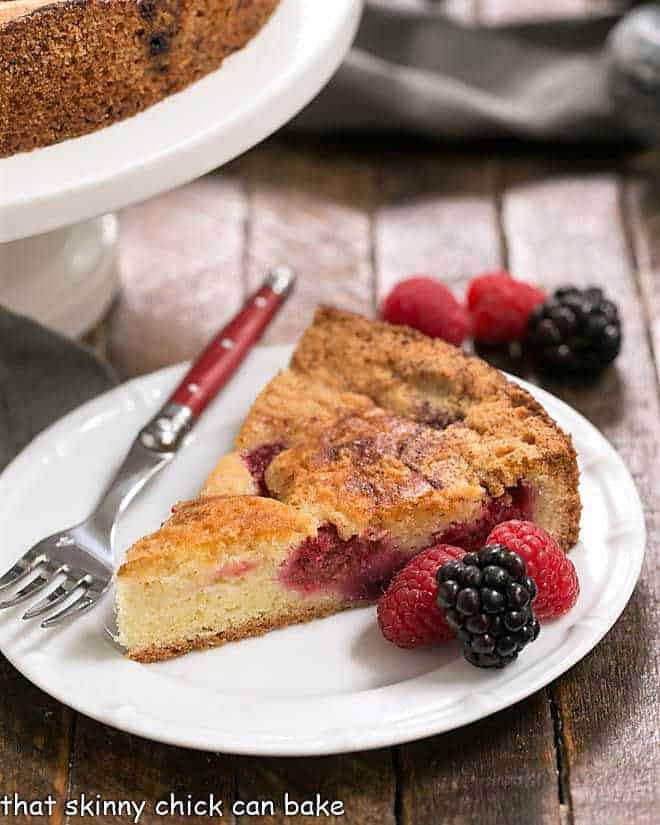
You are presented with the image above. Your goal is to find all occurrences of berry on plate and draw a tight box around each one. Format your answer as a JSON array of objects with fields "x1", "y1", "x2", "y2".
[
  {"x1": 526, "y1": 286, "x2": 622, "y2": 379},
  {"x1": 377, "y1": 545, "x2": 465, "y2": 649},
  {"x1": 487, "y1": 520, "x2": 579, "y2": 619},
  {"x1": 467, "y1": 271, "x2": 546, "y2": 346},
  {"x1": 436, "y1": 545, "x2": 541, "y2": 668},
  {"x1": 381, "y1": 277, "x2": 470, "y2": 346}
]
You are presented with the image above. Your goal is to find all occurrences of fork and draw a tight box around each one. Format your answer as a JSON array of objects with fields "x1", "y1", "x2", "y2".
[{"x1": 0, "y1": 267, "x2": 295, "y2": 628}]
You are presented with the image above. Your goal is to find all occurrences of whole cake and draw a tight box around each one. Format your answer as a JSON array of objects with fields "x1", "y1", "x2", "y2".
[
  {"x1": 0, "y1": 0, "x2": 280, "y2": 157},
  {"x1": 116, "y1": 308, "x2": 581, "y2": 662}
]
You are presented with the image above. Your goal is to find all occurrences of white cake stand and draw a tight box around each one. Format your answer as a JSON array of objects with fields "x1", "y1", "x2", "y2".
[{"x1": 0, "y1": 0, "x2": 363, "y2": 337}]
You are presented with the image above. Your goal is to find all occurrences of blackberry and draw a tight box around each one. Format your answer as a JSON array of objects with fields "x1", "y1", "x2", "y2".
[
  {"x1": 526, "y1": 286, "x2": 622, "y2": 379},
  {"x1": 435, "y1": 543, "x2": 540, "y2": 669}
]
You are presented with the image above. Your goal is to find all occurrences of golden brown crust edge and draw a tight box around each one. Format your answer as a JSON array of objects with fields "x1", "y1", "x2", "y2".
[
  {"x1": 265, "y1": 307, "x2": 581, "y2": 551},
  {"x1": 117, "y1": 495, "x2": 317, "y2": 580},
  {"x1": 293, "y1": 306, "x2": 571, "y2": 425}
]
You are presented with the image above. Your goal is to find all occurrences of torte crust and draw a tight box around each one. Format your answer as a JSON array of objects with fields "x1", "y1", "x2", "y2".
[
  {"x1": 0, "y1": 0, "x2": 280, "y2": 156},
  {"x1": 119, "y1": 495, "x2": 317, "y2": 580},
  {"x1": 127, "y1": 600, "x2": 355, "y2": 663}
]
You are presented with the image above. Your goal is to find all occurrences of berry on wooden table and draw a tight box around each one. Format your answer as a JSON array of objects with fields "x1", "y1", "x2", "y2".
[
  {"x1": 487, "y1": 520, "x2": 579, "y2": 619},
  {"x1": 381, "y1": 277, "x2": 470, "y2": 346},
  {"x1": 526, "y1": 286, "x2": 622, "y2": 379},
  {"x1": 377, "y1": 545, "x2": 465, "y2": 649},
  {"x1": 467, "y1": 271, "x2": 546, "y2": 346}
]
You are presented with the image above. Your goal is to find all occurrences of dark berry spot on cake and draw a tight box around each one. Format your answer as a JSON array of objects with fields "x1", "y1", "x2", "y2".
[
  {"x1": 280, "y1": 483, "x2": 535, "y2": 600},
  {"x1": 280, "y1": 526, "x2": 409, "y2": 601},
  {"x1": 149, "y1": 32, "x2": 170, "y2": 56},
  {"x1": 139, "y1": 0, "x2": 157, "y2": 21},
  {"x1": 243, "y1": 443, "x2": 286, "y2": 496},
  {"x1": 415, "y1": 402, "x2": 465, "y2": 431},
  {"x1": 435, "y1": 483, "x2": 534, "y2": 553}
]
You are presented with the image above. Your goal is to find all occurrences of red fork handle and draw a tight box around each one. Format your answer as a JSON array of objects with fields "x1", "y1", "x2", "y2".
[{"x1": 169, "y1": 267, "x2": 295, "y2": 417}]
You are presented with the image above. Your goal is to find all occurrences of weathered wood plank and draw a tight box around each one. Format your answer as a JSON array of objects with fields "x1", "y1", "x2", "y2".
[
  {"x1": 238, "y1": 140, "x2": 377, "y2": 342},
  {"x1": 375, "y1": 151, "x2": 501, "y2": 303},
  {"x1": 400, "y1": 701, "x2": 559, "y2": 825},
  {"x1": 624, "y1": 174, "x2": 660, "y2": 384},
  {"x1": 373, "y1": 149, "x2": 561, "y2": 825},
  {"x1": 65, "y1": 719, "x2": 235, "y2": 825},
  {"x1": 108, "y1": 175, "x2": 248, "y2": 377},
  {"x1": 0, "y1": 658, "x2": 72, "y2": 825},
  {"x1": 500, "y1": 161, "x2": 660, "y2": 825},
  {"x1": 235, "y1": 751, "x2": 396, "y2": 825}
]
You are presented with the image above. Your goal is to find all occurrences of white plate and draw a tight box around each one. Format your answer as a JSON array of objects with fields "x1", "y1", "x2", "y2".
[
  {"x1": 0, "y1": 0, "x2": 364, "y2": 241},
  {"x1": 0, "y1": 347, "x2": 645, "y2": 755}
]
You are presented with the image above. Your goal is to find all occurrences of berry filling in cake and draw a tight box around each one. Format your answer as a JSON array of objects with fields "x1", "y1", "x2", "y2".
[
  {"x1": 243, "y1": 443, "x2": 286, "y2": 496},
  {"x1": 415, "y1": 403, "x2": 465, "y2": 431},
  {"x1": 280, "y1": 483, "x2": 535, "y2": 600},
  {"x1": 245, "y1": 438, "x2": 535, "y2": 599},
  {"x1": 212, "y1": 559, "x2": 258, "y2": 582},
  {"x1": 435, "y1": 483, "x2": 534, "y2": 553},
  {"x1": 280, "y1": 526, "x2": 408, "y2": 601}
]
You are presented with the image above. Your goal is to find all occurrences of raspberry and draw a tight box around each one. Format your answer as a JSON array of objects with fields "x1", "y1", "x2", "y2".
[
  {"x1": 467, "y1": 271, "x2": 546, "y2": 345},
  {"x1": 487, "y1": 520, "x2": 579, "y2": 619},
  {"x1": 381, "y1": 277, "x2": 470, "y2": 346},
  {"x1": 377, "y1": 545, "x2": 465, "y2": 648}
]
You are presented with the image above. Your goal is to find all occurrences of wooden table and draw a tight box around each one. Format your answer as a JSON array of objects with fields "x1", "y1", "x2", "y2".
[{"x1": 2, "y1": 5, "x2": 659, "y2": 824}]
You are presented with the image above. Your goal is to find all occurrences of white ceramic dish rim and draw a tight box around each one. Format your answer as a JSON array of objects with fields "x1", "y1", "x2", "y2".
[
  {"x1": 0, "y1": 350, "x2": 646, "y2": 755},
  {"x1": 0, "y1": 0, "x2": 364, "y2": 241}
]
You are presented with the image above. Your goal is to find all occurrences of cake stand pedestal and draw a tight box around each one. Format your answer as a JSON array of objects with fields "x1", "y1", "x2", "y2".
[
  {"x1": 0, "y1": 0, "x2": 363, "y2": 338},
  {"x1": 0, "y1": 216, "x2": 118, "y2": 337}
]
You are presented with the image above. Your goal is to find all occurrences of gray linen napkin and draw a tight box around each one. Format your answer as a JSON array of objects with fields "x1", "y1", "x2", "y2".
[
  {"x1": 0, "y1": 308, "x2": 115, "y2": 472},
  {"x1": 296, "y1": 2, "x2": 660, "y2": 142}
]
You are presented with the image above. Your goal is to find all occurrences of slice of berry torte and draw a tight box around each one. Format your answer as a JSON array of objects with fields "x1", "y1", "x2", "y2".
[
  {"x1": 0, "y1": 0, "x2": 280, "y2": 157},
  {"x1": 116, "y1": 308, "x2": 581, "y2": 661}
]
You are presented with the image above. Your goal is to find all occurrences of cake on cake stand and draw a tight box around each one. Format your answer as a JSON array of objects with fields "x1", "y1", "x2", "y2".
[{"x1": 0, "y1": 0, "x2": 363, "y2": 337}]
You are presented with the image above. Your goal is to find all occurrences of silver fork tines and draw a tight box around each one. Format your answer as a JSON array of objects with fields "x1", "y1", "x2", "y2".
[
  {"x1": 0, "y1": 554, "x2": 47, "y2": 591},
  {"x1": 0, "y1": 567, "x2": 63, "y2": 610},
  {"x1": 41, "y1": 590, "x2": 97, "y2": 628},
  {"x1": 0, "y1": 437, "x2": 173, "y2": 629},
  {"x1": 22, "y1": 575, "x2": 90, "y2": 620},
  {"x1": 0, "y1": 539, "x2": 111, "y2": 628}
]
